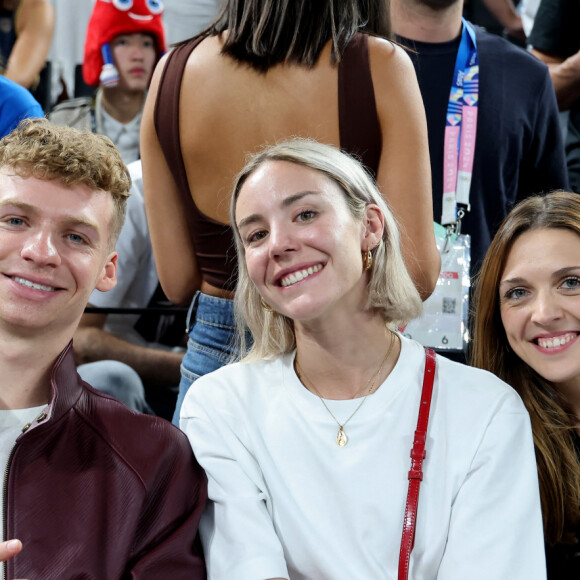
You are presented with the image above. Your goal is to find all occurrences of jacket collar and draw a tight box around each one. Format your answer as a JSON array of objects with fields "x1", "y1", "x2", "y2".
[{"x1": 44, "y1": 341, "x2": 83, "y2": 425}]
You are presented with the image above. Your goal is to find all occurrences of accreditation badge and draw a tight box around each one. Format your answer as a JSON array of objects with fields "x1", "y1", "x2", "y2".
[{"x1": 401, "y1": 223, "x2": 470, "y2": 352}]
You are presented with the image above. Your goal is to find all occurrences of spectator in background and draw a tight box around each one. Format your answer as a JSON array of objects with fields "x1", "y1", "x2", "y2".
[
  {"x1": 530, "y1": 0, "x2": 580, "y2": 194},
  {"x1": 0, "y1": 75, "x2": 42, "y2": 138},
  {"x1": 49, "y1": 0, "x2": 166, "y2": 164},
  {"x1": 392, "y1": 0, "x2": 568, "y2": 278},
  {"x1": 74, "y1": 159, "x2": 185, "y2": 419},
  {"x1": 0, "y1": 0, "x2": 54, "y2": 89}
]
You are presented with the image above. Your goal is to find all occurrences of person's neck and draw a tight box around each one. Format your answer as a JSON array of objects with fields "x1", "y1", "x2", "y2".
[
  {"x1": 101, "y1": 86, "x2": 145, "y2": 124},
  {"x1": 0, "y1": 329, "x2": 67, "y2": 410},
  {"x1": 294, "y1": 312, "x2": 400, "y2": 400},
  {"x1": 391, "y1": 0, "x2": 464, "y2": 43}
]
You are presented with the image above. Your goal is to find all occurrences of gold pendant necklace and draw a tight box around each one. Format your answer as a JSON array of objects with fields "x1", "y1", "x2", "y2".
[{"x1": 295, "y1": 331, "x2": 396, "y2": 447}]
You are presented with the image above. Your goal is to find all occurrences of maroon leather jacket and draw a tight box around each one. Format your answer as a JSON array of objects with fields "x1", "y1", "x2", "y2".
[{"x1": 5, "y1": 342, "x2": 207, "y2": 579}]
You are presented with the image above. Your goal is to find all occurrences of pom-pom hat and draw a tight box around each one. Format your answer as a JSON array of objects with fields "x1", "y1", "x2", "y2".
[{"x1": 83, "y1": 0, "x2": 166, "y2": 87}]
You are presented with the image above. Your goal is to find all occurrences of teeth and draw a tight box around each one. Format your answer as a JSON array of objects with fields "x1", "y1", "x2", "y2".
[
  {"x1": 13, "y1": 277, "x2": 56, "y2": 292},
  {"x1": 281, "y1": 264, "x2": 323, "y2": 287},
  {"x1": 537, "y1": 334, "x2": 576, "y2": 349}
]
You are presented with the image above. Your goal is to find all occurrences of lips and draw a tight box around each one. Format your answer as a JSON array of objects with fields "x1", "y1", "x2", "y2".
[{"x1": 280, "y1": 264, "x2": 323, "y2": 288}]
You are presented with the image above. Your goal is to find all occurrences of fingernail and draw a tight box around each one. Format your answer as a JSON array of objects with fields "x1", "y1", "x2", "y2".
[{"x1": 6, "y1": 539, "x2": 20, "y2": 551}]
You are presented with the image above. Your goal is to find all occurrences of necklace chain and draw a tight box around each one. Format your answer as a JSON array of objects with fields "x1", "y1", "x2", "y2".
[{"x1": 295, "y1": 331, "x2": 396, "y2": 447}]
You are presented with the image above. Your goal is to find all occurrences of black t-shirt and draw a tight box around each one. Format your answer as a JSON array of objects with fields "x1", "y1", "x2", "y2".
[
  {"x1": 397, "y1": 25, "x2": 569, "y2": 275},
  {"x1": 529, "y1": 0, "x2": 580, "y2": 193}
]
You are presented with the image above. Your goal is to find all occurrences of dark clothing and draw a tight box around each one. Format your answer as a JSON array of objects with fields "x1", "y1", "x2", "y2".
[
  {"x1": 154, "y1": 33, "x2": 381, "y2": 291},
  {"x1": 529, "y1": 0, "x2": 580, "y2": 194},
  {"x1": 6, "y1": 342, "x2": 207, "y2": 580},
  {"x1": 0, "y1": 7, "x2": 16, "y2": 73},
  {"x1": 398, "y1": 26, "x2": 569, "y2": 275}
]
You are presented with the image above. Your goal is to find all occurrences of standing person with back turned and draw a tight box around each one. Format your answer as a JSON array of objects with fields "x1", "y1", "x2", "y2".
[
  {"x1": 141, "y1": 0, "x2": 441, "y2": 424},
  {"x1": 181, "y1": 138, "x2": 545, "y2": 579},
  {"x1": 0, "y1": 119, "x2": 206, "y2": 579}
]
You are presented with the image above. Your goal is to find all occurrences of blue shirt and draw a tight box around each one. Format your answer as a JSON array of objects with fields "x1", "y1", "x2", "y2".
[{"x1": 0, "y1": 76, "x2": 43, "y2": 139}]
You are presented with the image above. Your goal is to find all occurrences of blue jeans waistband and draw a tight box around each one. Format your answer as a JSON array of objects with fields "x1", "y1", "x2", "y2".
[{"x1": 185, "y1": 291, "x2": 235, "y2": 334}]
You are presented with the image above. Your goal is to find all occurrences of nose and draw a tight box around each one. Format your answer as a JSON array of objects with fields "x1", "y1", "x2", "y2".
[
  {"x1": 530, "y1": 289, "x2": 563, "y2": 326},
  {"x1": 20, "y1": 229, "x2": 61, "y2": 268},
  {"x1": 268, "y1": 224, "x2": 298, "y2": 259}
]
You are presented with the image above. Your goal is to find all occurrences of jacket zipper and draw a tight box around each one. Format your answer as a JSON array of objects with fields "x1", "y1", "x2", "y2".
[{"x1": 2, "y1": 443, "x2": 17, "y2": 580}]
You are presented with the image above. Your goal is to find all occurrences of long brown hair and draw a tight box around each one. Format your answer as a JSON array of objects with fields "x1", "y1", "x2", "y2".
[
  {"x1": 178, "y1": 0, "x2": 391, "y2": 71},
  {"x1": 472, "y1": 191, "x2": 580, "y2": 545}
]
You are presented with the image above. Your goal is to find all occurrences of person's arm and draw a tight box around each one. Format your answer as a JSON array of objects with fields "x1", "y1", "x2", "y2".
[
  {"x1": 126, "y1": 424, "x2": 207, "y2": 578},
  {"x1": 481, "y1": 0, "x2": 526, "y2": 40},
  {"x1": 369, "y1": 38, "x2": 440, "y2": 300},
  {"x1": 437, "y1": 396, "x2": 546, "y2": 579},
  {"x1": 4, "y1": 0, "x2": 54, "y2": 88},
  {"x1": 141, "y1": 54, "x2": 201, "y2": 306},
  {"x1": 181, "y1": 385, "x2": 290, "y2": 579},
  {"x1": 74, "y1": 311, "x2": 183, "y2": 386},
  {"x1": 517, "y1": 65, "x2": 569, "y2": 197},
  {"x1": 531, "y1": 48, "x2": 580, "y2": 111}
]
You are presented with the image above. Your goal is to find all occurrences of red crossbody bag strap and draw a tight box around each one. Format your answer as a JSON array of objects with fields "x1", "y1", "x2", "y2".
[{"x1": 398, "y1": 347, "x2": 437, "y2": 580}]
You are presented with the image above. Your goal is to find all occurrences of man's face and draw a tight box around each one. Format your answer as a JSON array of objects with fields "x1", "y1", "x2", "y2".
[
  {"x1": 111, "y1": 33, "x2": 157, "y2": 92},
  {"x1": 0, "y1": 170, "x2": 117, "y2": 337}
]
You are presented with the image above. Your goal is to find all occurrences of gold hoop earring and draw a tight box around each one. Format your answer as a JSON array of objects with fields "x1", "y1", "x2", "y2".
[
  {"x1": 362, "y1": 248, "x2": 373, "y2": 271},
  {"x1": 260, "y1": 297, "x2": 274, "y2": 313}
]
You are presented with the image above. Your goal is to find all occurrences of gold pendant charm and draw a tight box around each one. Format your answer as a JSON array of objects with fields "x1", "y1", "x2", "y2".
[{"x1": 336, "y1": 427, "x2": 348, "y2": 447}]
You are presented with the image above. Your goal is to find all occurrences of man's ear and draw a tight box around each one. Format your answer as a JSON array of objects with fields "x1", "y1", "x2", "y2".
[
  {"x1": 95, "y1": 252, "x2": 118, "y2": 292},
  {"x1": 361, "y1": 204, "x2": 385, "y2": 250}
]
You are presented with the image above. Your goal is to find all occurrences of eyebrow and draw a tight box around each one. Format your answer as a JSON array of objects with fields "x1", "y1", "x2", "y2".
[
  {"x1": 500, "y1": 266, "x2": 580, "y2": 287},
  {"x1": 237, "y1": 190, "x2": 320, "y2": 230},
  {"x1": 0, "y1": 199, "x2": 101, "y2": 237}
]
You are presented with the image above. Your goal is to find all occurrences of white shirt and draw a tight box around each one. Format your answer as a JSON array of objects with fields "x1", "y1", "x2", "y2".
[
  {"x1": 182, "y1": 335, "x2": 546, "y2": 580},
  {"x1": 0, "y1": 405, "x2": 46, "y2": 543},
  {"x1": 89, "y1": 160, "x2": 158, "y2": 347}
]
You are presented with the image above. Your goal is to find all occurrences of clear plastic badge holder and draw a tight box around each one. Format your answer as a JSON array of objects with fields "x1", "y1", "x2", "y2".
[{"x1": 401, "y1": 223, "x2": 471, "y2": 353}]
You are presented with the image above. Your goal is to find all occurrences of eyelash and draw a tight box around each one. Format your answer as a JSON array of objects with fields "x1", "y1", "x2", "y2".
[
  {"x1": 561, "y1": 276, "x2": 580, "y2": 290},
  {"x1": 504, "y1": 287, "x2": 527, "y2": 301}
]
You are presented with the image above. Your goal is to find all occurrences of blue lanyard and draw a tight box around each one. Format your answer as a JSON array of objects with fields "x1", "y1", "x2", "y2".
[{"x1": 441, "y1": 19, "x2": 479, "y2": 227}]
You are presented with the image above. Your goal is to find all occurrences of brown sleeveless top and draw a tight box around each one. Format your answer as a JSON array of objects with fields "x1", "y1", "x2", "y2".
[{"x1": 154, "y1": 33, "x2": 381, "y2": 291}]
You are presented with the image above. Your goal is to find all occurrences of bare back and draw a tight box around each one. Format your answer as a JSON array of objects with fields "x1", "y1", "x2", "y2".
[
  {"x1": 142, "y1": 32, "x2": 439, "y2": 303},
  {"x1": 180, "y1": 35, "x2": 341, "y2": 224}
]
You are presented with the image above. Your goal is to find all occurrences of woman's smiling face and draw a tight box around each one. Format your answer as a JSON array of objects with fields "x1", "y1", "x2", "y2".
[
  {"x1": 499, "y1": 227, "x2": 580, "y2": 395},
  {"x1": 235, "y1": 160, "x2": 373, "y2": 325}
]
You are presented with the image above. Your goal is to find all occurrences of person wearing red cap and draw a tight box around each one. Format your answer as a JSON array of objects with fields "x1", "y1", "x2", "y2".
[{"x1": 49, "y1": 0, "x2": 166, "y2": 164}]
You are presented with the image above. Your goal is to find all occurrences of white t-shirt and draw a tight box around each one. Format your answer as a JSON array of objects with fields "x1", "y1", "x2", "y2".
[
  {"x1": 182, "y1": 335, "x2": 546, "y2": 580},
  {"x1": 89, "y1": 160, "x2": 158, "y2": 347},
  {"x1": 0, "y1": 405, "x2": 46, "y2": 543}
]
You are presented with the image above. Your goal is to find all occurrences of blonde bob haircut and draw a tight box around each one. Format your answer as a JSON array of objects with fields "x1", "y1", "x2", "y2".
[{"x1": 230, "y1": 138, "x2": 422, "y2": 361}]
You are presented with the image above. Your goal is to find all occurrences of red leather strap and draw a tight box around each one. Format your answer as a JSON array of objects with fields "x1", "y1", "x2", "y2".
[{"x1": 398, "y1": 347, "x2": 437, "y2": 580}]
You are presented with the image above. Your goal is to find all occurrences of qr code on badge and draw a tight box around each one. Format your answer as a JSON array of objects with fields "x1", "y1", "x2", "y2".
[{"x1": 442, "y1": 297, "x2": 456, "y2": 314}]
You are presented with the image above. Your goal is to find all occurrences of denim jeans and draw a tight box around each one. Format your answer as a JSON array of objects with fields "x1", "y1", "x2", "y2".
[{"x1": 172, "y1": 292, "x2": 239, "y2": 426}]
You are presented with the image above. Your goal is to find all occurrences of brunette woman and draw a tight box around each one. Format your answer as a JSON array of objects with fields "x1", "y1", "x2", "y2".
[{"x1": 473, "y1": 191, "x2": 580, "y2": 578}]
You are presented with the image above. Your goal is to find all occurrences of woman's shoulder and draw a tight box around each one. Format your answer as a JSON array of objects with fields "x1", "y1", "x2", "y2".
[
  {"x1": 399, "y1": 335, "x2": 526, "y2": 413},
  {"x1": 185, "y1": 355, "x2": 292, "y2": 407}
]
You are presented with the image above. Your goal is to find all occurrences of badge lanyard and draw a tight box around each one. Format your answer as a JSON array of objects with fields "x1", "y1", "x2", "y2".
[{"x1": 441, "y1": 19, "x2": 479, "y2": 237}]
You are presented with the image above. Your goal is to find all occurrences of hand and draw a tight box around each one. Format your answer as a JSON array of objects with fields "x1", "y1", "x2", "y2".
[{"x1": 0, "y1": 539, "x2": 27, "y2": 580}]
